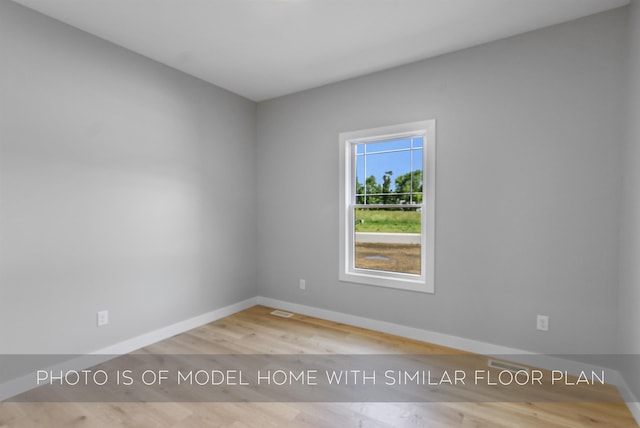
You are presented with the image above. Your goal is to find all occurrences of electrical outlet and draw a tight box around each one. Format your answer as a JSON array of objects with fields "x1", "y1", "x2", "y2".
[
  {"x1": 536, "y1": 315, "x2": 549, "y2": 332},
  {"x1": 97, "y1": 310, "x2": 109, "y2": 327},
  {"x1": 299, "y1": 279, "x2": 306, "y2": 290}
]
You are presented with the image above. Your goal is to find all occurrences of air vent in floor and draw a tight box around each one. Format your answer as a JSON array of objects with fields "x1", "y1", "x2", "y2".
[
  {"x1": 270, "y1": 309, "x2": 294, "y2": 318},
  {"x1": 488, "y1": 359, "x2": 530, "y2": 373}
]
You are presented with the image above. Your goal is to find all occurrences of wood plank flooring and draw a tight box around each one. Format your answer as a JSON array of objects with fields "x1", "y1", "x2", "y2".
[{"x1": 1, "y1": 305, "x2": 637, "y2": 427}]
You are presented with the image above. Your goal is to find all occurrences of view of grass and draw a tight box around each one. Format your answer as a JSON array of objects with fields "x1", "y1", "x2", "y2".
[{"x1": 355, "y1": 209, "x2": 421, "y2": 233}]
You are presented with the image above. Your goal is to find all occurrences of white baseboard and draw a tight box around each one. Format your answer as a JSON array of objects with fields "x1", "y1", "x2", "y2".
[
  {"x1": 257, "y1": 297, "x2": 531, "y2": 355},
  {"x1": 0, "y1": 297, "x2": 258, "y2": 401},
  {"x1": 94, "y1": 297, "x2": 258, "y2": 355},
  {"x1": 257, "y1": 296, "x2": 640, "y2": 427},
  {"x1": 256, "y1": 297, "x2": 616, "y2": 377},
  {"x1": 618, "y1": 380, "x2": 640, "y2": 423},
  {"x1": 631, "y1": 402, "x2": 640, "y2": 425},
  {"x1": 3, "y1": 294, "x2": 639, "y2": 427}
]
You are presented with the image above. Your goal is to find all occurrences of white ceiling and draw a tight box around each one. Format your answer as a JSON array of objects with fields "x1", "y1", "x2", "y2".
[{"x1": 11, "y1": 0, "x2": 629, "y2": 101}]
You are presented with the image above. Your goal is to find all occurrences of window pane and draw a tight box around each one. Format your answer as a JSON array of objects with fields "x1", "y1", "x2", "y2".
[
  {"x1": 410, "y1": 151, "x2": 423, "y2": 204},
  {"x1": 365, "y1": 150, "x2": 410, "y2": 204},
  {"x1": 355, "y1": 140, "x2": 425, "y2": 205},
  {"x1": 354, "y1": 207, "x2": 421, "y2": 275},
  {"x1": 365, "y1": 138, "x2": 412, "y2": 154},
  {"x1": 355, "y1": 155, "x2": 365, "y2": 203},
  {"x1": 412, "y1": 148, "x2": 423, "y2": 171}
]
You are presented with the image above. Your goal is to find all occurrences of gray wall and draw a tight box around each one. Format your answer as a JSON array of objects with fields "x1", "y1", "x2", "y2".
[
  {"x1": 256, "y1": 9, "x2": 627, "y2": 355},
  {"x1": 0, "y1": 1, "x2": 257, "y2": 353},
  {"x1": 619, "y1": 0, "x2": 640, "y2": 398}
]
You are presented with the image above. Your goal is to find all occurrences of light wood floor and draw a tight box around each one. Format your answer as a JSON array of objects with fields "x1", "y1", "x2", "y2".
[{"x1": 1, "y1": 305, "x2": 637, "y2": 427}]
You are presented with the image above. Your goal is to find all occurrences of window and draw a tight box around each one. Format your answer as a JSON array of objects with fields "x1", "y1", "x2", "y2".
[{"x1": 339, "y1": 120, "x2": 436, "y2": 293}]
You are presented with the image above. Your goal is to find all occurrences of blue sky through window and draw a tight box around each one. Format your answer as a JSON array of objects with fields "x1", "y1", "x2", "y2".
[{"x1": 355, "y1": 136, "x2": 423, "y2": 194}]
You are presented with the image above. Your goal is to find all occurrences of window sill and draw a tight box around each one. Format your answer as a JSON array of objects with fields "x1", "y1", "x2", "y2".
[{"x1": 339, "y1": 270, "x2": 434, "y2": 294}]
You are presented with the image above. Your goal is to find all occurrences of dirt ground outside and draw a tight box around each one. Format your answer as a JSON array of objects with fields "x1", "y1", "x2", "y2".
[{"x1": 354, "y1": 242, "x2": 421, "y2": 275}]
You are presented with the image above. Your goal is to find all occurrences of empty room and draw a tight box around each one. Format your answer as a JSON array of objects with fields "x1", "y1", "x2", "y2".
[{"x1": 1, "y1": 0, "x2": 640, "y2": 426}]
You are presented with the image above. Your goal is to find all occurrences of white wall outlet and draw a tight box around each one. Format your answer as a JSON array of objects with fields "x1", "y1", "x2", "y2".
[
  {"x1": 97, "y1": 310, "x2": 109, "y2": 327},
  {"x1": 536, "y1": 314, "x2": 549, "y2": 331},
  {"x1": 299, "y1": 279, "x2": 306, "y2": 290}
]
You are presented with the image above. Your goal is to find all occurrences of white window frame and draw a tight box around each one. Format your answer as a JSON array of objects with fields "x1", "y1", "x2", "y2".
[{"x1": 339, "y1": 120, "x2": 436, "y2": 293}]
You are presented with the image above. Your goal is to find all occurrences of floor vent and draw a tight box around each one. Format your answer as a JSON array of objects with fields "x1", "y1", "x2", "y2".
[
  {"x1": 488, "y1": 359, "x2": 530, "y2": 373},
  {"x1": 270, "y1": 309, "x2": 294, "y2": 318}
]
